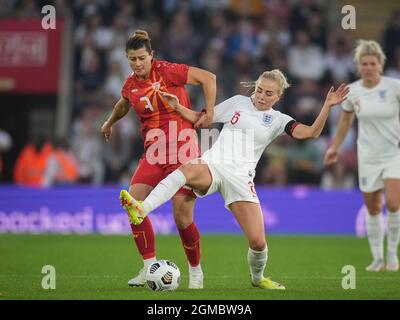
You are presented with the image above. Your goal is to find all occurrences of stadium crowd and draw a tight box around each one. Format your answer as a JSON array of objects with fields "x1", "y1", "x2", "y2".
[{"x1": 2, "y1": 0, "x2": 400, "y2": 188}]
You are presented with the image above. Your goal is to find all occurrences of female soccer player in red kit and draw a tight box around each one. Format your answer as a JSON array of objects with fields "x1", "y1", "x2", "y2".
[{"x1": 101, "y1": 30, "x2": 216, "y2": 289}]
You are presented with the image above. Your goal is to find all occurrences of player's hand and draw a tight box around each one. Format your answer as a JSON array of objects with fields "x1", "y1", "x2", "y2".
[
  {"x1": 101, "y1": 122, "x2": 112, "y2": 142},
  {"x1": 194, "y1": 112, "x2": 213, "y2": 129},
  {"x1": 325, "y1": 84, "x2": 350, "y2": 107},
  {"x1": 324, "y1": 147, "x2": 339, "y2": 166},
  {"x1": 159, "y1": 91, "x2": 179, "y2": 110}
]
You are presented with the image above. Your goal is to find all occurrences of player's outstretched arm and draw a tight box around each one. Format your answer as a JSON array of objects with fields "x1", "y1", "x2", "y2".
[
  {"x1": 101, "y1": 97, "x2": 130, "y2": 141},
  {"x1": 159, "y1": 91, "x2": 202, "y2": 124},
  {"x1": 324, "y1": 110, "x2": 355, "y2": 166},
  {"x1": 291, "y1": 84, "x2": 349, "y2": 140},
  {"x1": 187, "y1": 67, "x2": 216, "y2": 129}
]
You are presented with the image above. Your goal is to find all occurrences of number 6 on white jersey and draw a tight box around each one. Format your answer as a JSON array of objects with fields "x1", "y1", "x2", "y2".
[{"x1": 140, "y1": 96, "x2": 154, "y2": 112}]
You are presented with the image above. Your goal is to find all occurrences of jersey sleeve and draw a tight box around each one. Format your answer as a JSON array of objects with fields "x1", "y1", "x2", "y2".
[
  {"x1": 160, "y1": 61, "x2": 189, "y2": 86},
  {"x1": 212, "y1": 96, "x2": 240, "y2": 123},
  {"x1": 277, "y1": 112, "x2": 295, "y2": 136},
  {"x1": 341, "y1": 94, "x2": 354, "y2": 112}
]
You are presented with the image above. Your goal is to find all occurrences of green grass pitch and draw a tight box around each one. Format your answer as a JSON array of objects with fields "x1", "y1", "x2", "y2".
[{"x1": 0, "y1": 234, "x2": 399, "y2": 300}]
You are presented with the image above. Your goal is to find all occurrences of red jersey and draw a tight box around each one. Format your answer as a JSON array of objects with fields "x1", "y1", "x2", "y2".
[{"x1": 121, "y1": 59, "x2": 196, "y2": 152}]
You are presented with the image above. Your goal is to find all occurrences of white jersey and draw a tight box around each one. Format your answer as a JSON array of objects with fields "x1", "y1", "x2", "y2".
[
  {"x1": 201, "y1": 95, "x2": 294, "y2": 171},
  {"x1": 342, "y1": 76, "x2": 400, "y2": 160}
]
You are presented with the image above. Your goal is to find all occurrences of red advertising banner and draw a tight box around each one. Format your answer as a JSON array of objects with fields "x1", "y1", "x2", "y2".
[{"x1": 0, "y1": 19, "x2": 63, "y2": 94}]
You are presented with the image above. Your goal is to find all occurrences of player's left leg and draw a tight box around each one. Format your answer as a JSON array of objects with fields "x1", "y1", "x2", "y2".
[
  {"x1": 172, "y1": 194, "x2": 203, "y2": 289},
  {"x1": 363, "y1": 190, "x2": 385, "y2": 271},
  {"x1": 384, "y1": 178, "x2": 400, "y2": 271},
  {"x1": 229, "y1": 201, "x2": 285, "y2": 290}
]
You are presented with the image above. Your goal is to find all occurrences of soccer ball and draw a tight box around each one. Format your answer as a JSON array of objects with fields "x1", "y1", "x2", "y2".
[{"x1": 145, "y1": 260, "x2": 181, "y2": 291}]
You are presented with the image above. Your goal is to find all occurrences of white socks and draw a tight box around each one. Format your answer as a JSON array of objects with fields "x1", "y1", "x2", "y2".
[
  {"x1": 189, "y1": 264, "x2": 203, "y2": 274},
  {"x1": 247, "y1": 247, "x2": 268, "y2": 283},
  {"x1": 366, "y1": 213, "x2": 384, "y2": 261},
  {"x1": 387, "y1": 210, "x2": 400, "y2": 257},
  {"x1": 142, "y1": 170, "x2": 187, "y2": 214}
]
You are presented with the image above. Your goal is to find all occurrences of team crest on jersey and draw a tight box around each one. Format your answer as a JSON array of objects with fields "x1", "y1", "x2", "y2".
[
  {"x1": 262, "y1": 113, "x2": 274, "y2": 126},
  {"x1": 379, "y1": 90, "x2": 386, "y2": 102},
  {"x1": 152, "y1": 82, "x2": 161, "y2": 91}
]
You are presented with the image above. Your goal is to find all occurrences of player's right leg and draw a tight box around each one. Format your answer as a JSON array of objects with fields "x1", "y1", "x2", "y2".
[
  {"x1": 123, "y1": 157, "x2": 166, "y2": 287},
  {"x1": 121, "y1": 160, "x2": 213, "y2": 224},
  {"x1": 229, "y1": 201, "x2": 285, "y2": 290},
  {"x1": 363, "y1": 190, "x2": 385, "y2": 272},
  {"x1": 125, "y1": 183, "x2": 156, "y2": 287}
]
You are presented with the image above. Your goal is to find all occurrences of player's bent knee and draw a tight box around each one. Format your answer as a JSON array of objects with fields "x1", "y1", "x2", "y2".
[
  {"x1": 179, "y1": 164, "x2": 200, "y2": 185},
  {"x1": 386, "y1": 202, "x2": 400, "y2": 213},
  {"x1": 249, "y1": 239, "x2": 267, "y2": 252},
  {"x1": 366, "y1": 204, "x2": 382, "y2": 215},
  {"x1": 173, "y1": 215, "x2": 193, "y2": 230}
]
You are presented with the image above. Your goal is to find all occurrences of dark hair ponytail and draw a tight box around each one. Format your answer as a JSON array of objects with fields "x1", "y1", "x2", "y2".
[{"x1": 126, "y1": 29, "x2": 152, "y2": 53}]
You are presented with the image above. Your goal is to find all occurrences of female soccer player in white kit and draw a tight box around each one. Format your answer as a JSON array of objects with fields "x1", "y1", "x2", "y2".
[
  {"x1": 120, "y1": 69, "x2": 349, "y2": 289},
  {"x1": 324, "y1": 40, "x2": 400, "y2": 272}
]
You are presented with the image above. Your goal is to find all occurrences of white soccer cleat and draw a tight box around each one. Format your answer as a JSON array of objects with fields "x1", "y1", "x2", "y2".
[
  {"x1": 365, "y1": 259, "x2": 385, "y2": 272},
  {"x1": 386, "y1": 255, "x2": 399, "y2": 272},
  {"x1": 128, "y1": 267, "x2": 146, "y2": 287},
  {"x1": 189, "y1": 270, "x2": 204, "y2": 289}
]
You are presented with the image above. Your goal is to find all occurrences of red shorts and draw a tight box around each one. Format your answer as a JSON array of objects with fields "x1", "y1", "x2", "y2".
[{"x1": 130, "y1": 155, "x2": 196, "y2": 197}]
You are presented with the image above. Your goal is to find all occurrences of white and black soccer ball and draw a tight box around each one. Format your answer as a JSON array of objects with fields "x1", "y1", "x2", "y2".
[{"x1": 145, "y1": 260, "x2": 181, "y2": 291}]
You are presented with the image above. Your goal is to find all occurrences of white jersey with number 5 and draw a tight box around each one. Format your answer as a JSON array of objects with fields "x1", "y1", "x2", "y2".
[
  {"x1": 341, "y1": 76, "x2": 400, "y2": 160},
  {"x1": 201, "y1": 95, "x2": 294, "y2": 171}
]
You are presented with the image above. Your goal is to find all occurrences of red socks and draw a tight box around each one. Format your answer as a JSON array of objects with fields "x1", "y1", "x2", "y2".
[
  {"x1": 130, "y1": 218, "x2": 200, "y2": 267},
  {"x1": 130, "y1": 216, "x2": 156, "y2": 260},
  {"x1": 178, "y1": 223, "x2": 201, "y2": 267}
]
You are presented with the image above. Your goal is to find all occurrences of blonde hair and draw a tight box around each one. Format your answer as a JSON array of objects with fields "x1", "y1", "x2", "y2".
[
  {"x1": 241, "y1": 69, "x2": 290, "y2": 95},
  {"x1": 354, "y1": 39, "x2": 386, "y2": 67}
]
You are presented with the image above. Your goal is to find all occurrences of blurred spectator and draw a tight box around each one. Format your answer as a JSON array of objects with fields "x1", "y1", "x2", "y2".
[
  {"x1": 13, "y1": 136, "x2": 53, "y2": 186},
  {"x1": 385, "y1": 47, "x2": 400, "y2": 80},
  {"x1": 103, "y1": 124, "x2": 131, "y2": 183},
  {"x1": 289, "y1": 0, "x2": 322, "y2": 37},
  {"x1": 262, "y1": 0, "x2": 290, "y2": 21},
  {"x1": 0, "y1": 129, "x2": 12, "y2": 177},
  {"x1": 228, "y1": 0, "x2": 264, "y2": 18},
  {"x1": 383, "y1": 10, "x2": 400, "y2": 68},
  {"x1": 286, "y1": 79, "x2": 326, "y2": 134},
  {"x1": 226, "y1": 18, "x2": 259, "y2": 59},
  {"x1": 0, "y1": 0, "x2": 14, "y2": 17},
  {"x1": 288, "y1": 30, "x2": 326, "y2": 81},
  {"x1": 306, "y1": 12, "x2": 327, "y2": 50},
  {"x1": 15, "y1": 0, "x2": 40, "y2": 18},
  {"x1": 104, "y1": 61, "x2": 125, "y2": 99},
  {"x1": 258, "y1": 137, "x2": 289, "y2": 186},
  {"x1": 326, "y1": 31, "x2": 355, "y2": 83},
  {"x1": 163, "y1": 10, "x2": 202, "y2": 65},
  {"x1": 320, "y1": 162, "x2": 356, "y2": 190},
  {"x1": 286, "y1": 139, "x2": 324, "y2": 185},
  {"x1": 72, "y1": 108, "x2": 104, "y2": 185},
  {"x1": 43, "y1": 137, "x2": 79, "y2": 187}
]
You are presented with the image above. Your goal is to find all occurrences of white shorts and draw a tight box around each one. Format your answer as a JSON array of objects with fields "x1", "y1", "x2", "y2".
[
  {"x1": 358, "y1": 154, "x2": 400, "y2": 193},
  {"x1": 193, "y1": 159, "x2": 260, "y2": 210}
]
